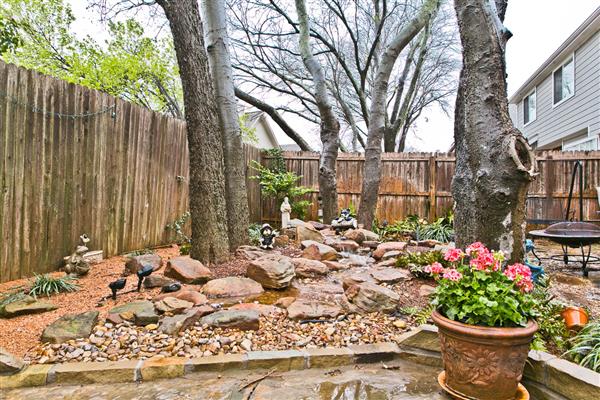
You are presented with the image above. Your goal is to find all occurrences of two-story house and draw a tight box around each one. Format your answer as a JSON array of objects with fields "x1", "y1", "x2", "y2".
[{"x1": 509, "y1": 7, "x2": 600, "y2": 150}]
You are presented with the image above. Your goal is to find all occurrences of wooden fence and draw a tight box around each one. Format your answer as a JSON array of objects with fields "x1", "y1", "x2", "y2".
[{"x1": 259, "y1": 151, "x2": 600, "y2": 225}]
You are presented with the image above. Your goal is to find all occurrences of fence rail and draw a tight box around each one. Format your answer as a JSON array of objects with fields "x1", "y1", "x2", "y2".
[{"x1": 2, "y1": 60, "x2": 599, "y2": 283}]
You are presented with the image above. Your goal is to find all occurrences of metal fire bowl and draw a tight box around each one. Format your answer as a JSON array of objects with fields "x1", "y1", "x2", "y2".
[{"x1": 529, "y1": 222, "x2": 600, "y2": 248}]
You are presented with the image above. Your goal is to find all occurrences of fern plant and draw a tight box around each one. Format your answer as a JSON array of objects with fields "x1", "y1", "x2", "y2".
[
  {"x1": 564, "y1": 321, "x2": 600, "y2": 372},
  {"x1": 28, "y1": 274, "x2": 79, "y2": 298}
]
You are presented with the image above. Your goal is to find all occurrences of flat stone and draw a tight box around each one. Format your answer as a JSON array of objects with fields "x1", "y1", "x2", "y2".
[
  {"x1": 362, "y1": 240, "x2": 380, "y2": 249},
  {"x1": 382, "y1": 250, "x2": 401, "y2": 260},
  {"x1": 349, "y1": 343, "x2": 401, "y2": 363},
  {"x1": 274, "y1": 296, "x2": 296, "y2": 309},
  {"x1": 306, "y1": 347, "x2": 354, "y2": 368},
  {"x1": 332, "y1": 240, "x2": 360, "y2": 252},
  {"x1": 419, "y1": 285, "x2": 436, "y2": 297},
  {"x1": 134, "y1": 310, "x2": 159, "y2": 326},
  {"x1": 545, "y1": 356, "x2": 600, "y2": 400},
  {"x1": 375, "y1": 259, "x2": 398, "y2": 268},
  {"x1": 41, "y1": 311, "x2": 99, "y2": 344},
  {"x1": 345, "y1": 282, "x2": 399, "y2": 313},
  {"x1": 302, "y1": 244, "x2": 322, "y2": 260},
  {"x1": 53, "y1": 360, "x2": 138, "y2": 384},
  {"x1": 235, "y1": 245, "x2": 267, "y2": 261},
  {"x1": 322, "y1": 260, "x2": 349, "y2": 271},
  {"x1": 154, "y1": 297, "x2": 193, "y2": 314},
  {"x1": 398, "y1": 325, "x2": 441, "y2": 352},
  {"x1": 290, "y1": 258, "x2": 329, "y2": 278},
  {"x1": 159, "y1": 305, "x2": 215, "y2": 335},
  {"x1": 143, "y1": 275, "x2": 176, "y2": 288},
  {"x1": 370, "y1": 268, "x2": 410, "y2": 284},
  {"x1": 229, "y1": 303, "x2": 283, "y2": 316},
  {"x1": 108, "y1": 301, "x2": 157, "y2": 326},
  {"x1": 247, "y1": 254, "x2": 295, "y2": 289},
  {"x1": 373, "y1": 242, "x2": 407, "y2": 260},
  {"x1": 164, "y1": 256, "x2": 213, "y2": 284},
  {"x1": 0, "y1": 347, "x2": 24, "y2": 374},
  {"x1": 201, "y1": 277, "x2": 264, "y2": 299},
  {"x1": 153, "y1": 289, "x2": 208, "y2": 305},
  {"x1": 287, "y1": 299, "x2": 341, "y2": 320},
  {"x1": 0, "y1": 364, "x2": 50, "y2": 389},
  {"x1": 124, "y1": 254, "x2": 162, "y2": 275},
  {"x1": 296, "y1": 224, "x2": 324, "y2": 243},
  {"x1": 246, "y1": 350, "x2": 306, "y2": 370},
  {"x1": 109, "y1": 300, "x2": 154, "y2": 316},
  {"x1": 300, "y1": 240, "x2": 338, "y2": 261},
  {"x1": 417, "y1": 239, "x2": 442, "y2": 248},
  {"x1": 287, "y1": 219, "x2": 306, "y2": 228},
  {"x1": 185, "y1": 353, "x2": 246, "y2": 372},
  {"x1": 345, "y1": 229, "x2": 379, "y2": 243},
  {"x1": 140, "y1": 357, "x2": 185, "y2": 381},
  {"x1": 200, "y1": 310, "x2": 260, "y2": 331},
  {"x1": 0, "y1": 296, "x2": 57, "y2": 318}
]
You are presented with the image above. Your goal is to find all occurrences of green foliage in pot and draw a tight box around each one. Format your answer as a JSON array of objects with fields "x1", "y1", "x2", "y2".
[
  {"x1": 564, "y1": 320, "x2": 600, "y2": 372},
  {"x1": 425, "y1": 243, "x2": 536, "y2": 327}
]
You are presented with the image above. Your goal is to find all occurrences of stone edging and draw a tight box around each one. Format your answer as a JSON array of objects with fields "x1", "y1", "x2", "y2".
[{"x1": 1, "y1": 325, "x2": 599, "y2": 399}]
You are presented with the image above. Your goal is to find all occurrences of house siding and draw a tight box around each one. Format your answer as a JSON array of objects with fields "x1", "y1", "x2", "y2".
[{"x1": 513, "y1": 30, "x2": 600, "y2": 149}]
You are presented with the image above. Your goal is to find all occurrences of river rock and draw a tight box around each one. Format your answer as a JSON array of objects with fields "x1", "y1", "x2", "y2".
[
  {"x1": 296, "y1": 224, "x2": 324, "y2": 243},
  {"x1": 0, "y1": 296, "x2": 57, "y2": 318},
  {"x1": 41, "y1": 311, "x2": 99, "y2": 344},
  {"x1": 153, "y1": 289, "x2": 208, "y2": 305},
  {"x1": 287, "y1": 299, "x2": 341, "y2": 320},
  {"x1": 345, "y1": 282, "x2": 399, "y2": 313},
  {"x1": 143, "y1": 275, "x2": 176, "y2": 288},
  {"x1": 370, "y1": 268, "x2": 410, "y2": 284},
  {"x1": 235, "y1": 245, "x2": 267, "y2": 261},
  {"x1": 0, "y1": 348, "x2": 24, "y2": 374},
  {"x1": 159, "y1": 305, "x2": 215, "y2": 335},
  {"x1": 154, "y1": 297, "x2": 193, "y2": 314},
  {"x1": 164, "y1": 257, "x2": 213, "y2": 284},
  {"x1": 373, "y1": 242, "x2": 407, "y2": 260},
  {"x1": 124, "y1": 254, "x2": 162, "y2": 275},
  {"x1": 201, "y1": 277, "x2": 264, "y2": 299},
  {"x1": 200, "y1": 310, "x2": 260, "y2": 331},
  {"x1": 247, "y1": 254, "x2": 295, "y2": 289},
  {"x1": 290, "y1": 258, "x2": 329, "y2": 278},
  {"x1": 300, "y1": 240, "x2": 338, "y2": 261}
]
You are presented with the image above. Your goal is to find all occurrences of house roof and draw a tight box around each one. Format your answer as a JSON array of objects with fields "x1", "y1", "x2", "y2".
[
  {"x1": 245, "y1": 110, "x2": 280, "y2": 148},
  {"x1": 508, "y1": 6, "x2": 600, "y2": 104}
]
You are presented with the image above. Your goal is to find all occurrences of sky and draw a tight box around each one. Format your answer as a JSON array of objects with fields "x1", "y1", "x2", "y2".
[{"x1": 68, "y1": 1, "x2": 600, "y2": 151}]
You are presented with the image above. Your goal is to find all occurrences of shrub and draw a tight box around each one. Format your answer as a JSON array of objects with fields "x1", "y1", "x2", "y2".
[
  {"x1": 374, "y1": 212, "x2": 454, "y2": 243},
  {"x1": 28, "y1": 274, "x2": 79, "y2": 298},
  {"x1": 248, "y1": 223, "x2": 262, "y2": 246},
  {"x1": 166, "y1": 211, "x2": 191, "y2": 254},
  {"x1": 530, "y1": 276, "x2": 568, "y2": 352},
  {"x1": 564, "y1": 321, "x2": 600, "y2": 372},
  {"x1": 396, "y1": 250, "x2": 448, "y2": 279}
]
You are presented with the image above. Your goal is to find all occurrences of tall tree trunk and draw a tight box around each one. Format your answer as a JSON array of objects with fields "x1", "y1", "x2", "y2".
[
  {"x1": 295, "y1": 0, "x2": 340, "y2": 223},
  {"x1": 358, "y1": 0, "x2": 439, "y2": 229},
  {"x1": 452, "y1": 0, "x2": 536, "y2": 261},
  {"x1": 157, "y1": 0, "x2": 230, "y2": 263},
  {"x1": 201, "y1": 0, "x2": 249, "y2": 251}
]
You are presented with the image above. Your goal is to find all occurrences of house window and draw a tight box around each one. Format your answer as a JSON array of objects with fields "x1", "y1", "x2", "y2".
[
  {"x1": 523, "y1": 90, "x2": 536, "y2": 125},
  {"x1": 562, "y1": 136, "x2": 598, "y2": 151},
  {"x1": 553, "y1": 56, "x2": 574, "y2": 105}
]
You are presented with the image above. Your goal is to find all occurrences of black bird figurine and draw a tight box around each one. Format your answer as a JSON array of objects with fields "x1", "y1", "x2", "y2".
[
  {"x1": 136, "y1": 264, "x2": 154, "y2": 291},
  {"x1": 161, "y1": 282, "x2": 181, "y2": 293},
  {"x1": 108, "y1": 278, "x2": 127, "y2": 300}
]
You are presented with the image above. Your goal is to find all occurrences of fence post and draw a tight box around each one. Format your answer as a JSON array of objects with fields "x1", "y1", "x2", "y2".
[{"x1": 429, "y1": 155, "x2": 437, "y2": 221}]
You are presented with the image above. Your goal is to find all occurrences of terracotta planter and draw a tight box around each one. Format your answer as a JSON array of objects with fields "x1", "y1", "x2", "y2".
[
  {"x1": 561, "y1": 306, "x2": 588, "y2": 331},
  {"x1": 432, "y1": 310, "x2": 538, "y2": 400}
]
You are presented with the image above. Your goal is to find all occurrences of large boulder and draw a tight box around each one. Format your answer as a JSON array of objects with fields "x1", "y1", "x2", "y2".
[
  {"x1": 41, "y1": 311, "x2": 99, "y2": 344},
  {"x1": 247, "y1": 254, "x2": 295, "y2": 289},
  {"x1": 154, "y1": 297, "x2": 193, "y2": 314},
  {"x1": 0, "y1": 296, "x2": 57, "y2": 318},
  {"x1": 290, "y1": 258, "x2": 329, "y2": 278},
  {"x1": 287, "y1": 299, "x2": 341, "y2": 320},
  {"x1": 370, "y1": 268, "x2": 411, "y2": 284},
  {"x1": 200, "y1": 310, "x2": 260, "y2": 330},
  {"x1": 300, "y1": 240, "x2": 338, "y2": 261},
  {"x1": 373, "y1": 242, "x2": 407, "y2": 260},
  {"x1": 153, "y1": 289, "x2": 208, "y2": 305},
  {"x1": 124, "y1": 253, "x2": 162, "y2": 275},
  {"x1": 296, "y1": 224, "x2": 324, "y2": 243},
  {"x1": 235, "y1": 245, "x2": 267, "y2": 261},
  {"x1": 288, "y1": 219, "x2": 307, "y2": 228},
  {"x1": 143, "y1": 275, "x2": 176, "y2": 288},
  {"x1": 164, "y1": 257, "x2": 213, "y2": 284},
  {"x1": 345, "y1": 282, "x2": 399, "y2": 313},
  {"x1": 159, "y1": 305, "x2": 215, "y2": 335},
  {"x1": 0, "y1": 348, "x2": 24, "y2": 374},
  {"x1": 201, "y1": 277, "x2": 264, "y2": 299}
]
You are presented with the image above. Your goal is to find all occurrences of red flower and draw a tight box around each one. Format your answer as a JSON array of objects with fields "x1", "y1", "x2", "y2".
[{"x1": 444, "y1": 248, "x2": 464, "y2": 262}]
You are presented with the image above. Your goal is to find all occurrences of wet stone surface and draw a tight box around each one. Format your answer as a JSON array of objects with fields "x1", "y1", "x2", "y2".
[{"x1": 1, "y1": 361, "x2": 446, "y2": 399}]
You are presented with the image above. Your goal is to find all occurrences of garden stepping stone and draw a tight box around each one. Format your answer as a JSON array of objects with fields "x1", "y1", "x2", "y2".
[
  {"x1": 0, "y1": 347, "x2": 24, "y2": 374},
  {"x1": 199, "y1": 310, "x2": 260, "y2": 331},
  {"x1": 290, "y1": 258, "x2": 329, "y2": 278},
  {"x1": 159, "y1": 305, "x2": 215, "y2": 335},
  {"x1": 286, "y1": 299, "x2": 342, "y2": 320},
  {"x1": 300, "y1": 240, "x2": 338, "y2": 261},
  {"x1": 345, "y1": 282, "x2": 399, "y2": 313},
  {"x1": 154, "y1": 297, "x2": 193, "y2": 314},
  {"x1": 201, "y1": 277, "x2": 264, "y2": 299},
  {"x1": 41, "y1": 311, "x2": 99, "y2": 344},
  {"x1": 125, "y1": 253, "x2": 162, "y2": 275},
  {"x1": 247, "y1": 254, "x2": 295, "y2": 289},
  {"x1": 370, "y1": 268, "x2": 410, "y2": 284},
  {"x1": 164, "y1": 256, "x2": 213, "y2": 284},
  {"x1": 373, "y1": 242, "x2": 407, "y2": 260},
  {"x1": 143, "y1": 275, "x2": 176, "y2": 288},
  {"x1": 0, "y1": 296, "x2": 57, "y2": 318},
  {"x1": 296, "y1": 224, "x2": 324, "y2": 243}
]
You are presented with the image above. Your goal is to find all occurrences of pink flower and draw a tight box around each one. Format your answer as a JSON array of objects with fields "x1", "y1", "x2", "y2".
[
  {"x1": 465, "y1": 242, "x2": 487, "y2": 257},
  {"x1": 469, "y1": 250, "x2": 500, "y2": 271},
  {"x1": 443, "y1": 248, "x2": 464, "y2": 262},
  {"x1": 424, "y1": 262, "x2": 445, "y2": 275},
  {"x1": 504, "y1": 263, "x2": 534, "y2": 293},
  {"x1": 442, "y1": 268, "x2": 463, "y2": 282}
]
